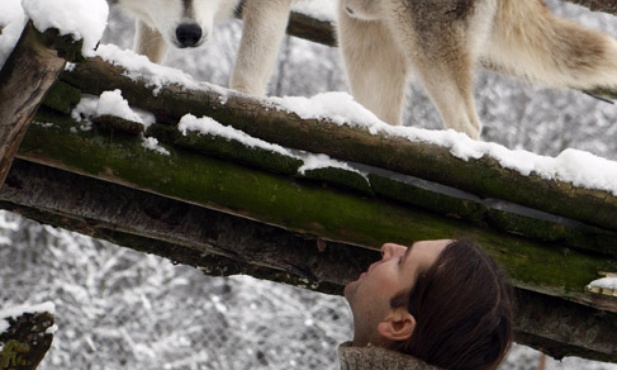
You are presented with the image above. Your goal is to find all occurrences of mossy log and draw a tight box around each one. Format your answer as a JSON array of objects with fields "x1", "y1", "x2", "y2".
[
  {"x1": 59, "y1": 57, "x2": 617, "y2": 235},
  {"x1": 2, "y1": 159, "x2": 617, "y2": 363},
  {"x1": 16, "y1": 101, "x2": 617, "y2": 315},
  {"x1": 0, "y1": 21, "x2": 82, "y2": 187},
  {"x1": 0, "y1": 310, "x2": 55, "y2": 370}
]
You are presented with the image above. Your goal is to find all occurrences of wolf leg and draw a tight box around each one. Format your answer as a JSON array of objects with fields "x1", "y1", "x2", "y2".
[
  {"x1": 338, "y1": 5, "x2": 408, "y2": 125},
  {"x1": 230, "y1": 0, "x2": 293, "y2": 95},
  {"x1": 381, "y1": 0, "x2": 492, "y2": 139},
  {"x1": 134, "y1": 20, "x2": 168, "y2": 64}
]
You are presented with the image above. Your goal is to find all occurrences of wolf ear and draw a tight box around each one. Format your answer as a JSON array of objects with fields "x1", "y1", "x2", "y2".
[{"x1": 377, "y1": 307, "x2": 416, "y2": 341}]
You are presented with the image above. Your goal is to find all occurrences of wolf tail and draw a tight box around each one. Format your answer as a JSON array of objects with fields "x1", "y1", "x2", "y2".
[{"x1": 484, "y1": 0, "x2": 617, "y2": 91}]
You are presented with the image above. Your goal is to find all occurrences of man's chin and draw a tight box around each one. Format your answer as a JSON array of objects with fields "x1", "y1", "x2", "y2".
[{"x1": 343, "y1": 280, "x2": 358, "y2": 300}]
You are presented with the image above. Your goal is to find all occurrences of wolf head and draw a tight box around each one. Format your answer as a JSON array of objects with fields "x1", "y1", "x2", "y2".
[{"x1": 116, "y1": 0, "x2": 239, "y2": 48}]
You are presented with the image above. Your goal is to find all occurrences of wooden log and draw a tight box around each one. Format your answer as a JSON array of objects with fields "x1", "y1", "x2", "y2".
[
  {"x1": 2, "y1": 159, "x2": 617, "y2": 362},
  {"x1": 0, "y1": 22, "x2": 82, "y2": 188},
  {"x1": 0, "y1": 308, "x2": 55, "y2": 370},
  {"x1": 60, "y1": 57, "x2": 617, "y2": 233},
  {"x1": 14, "y1": 108, "x2": 617, "y2": 314}
]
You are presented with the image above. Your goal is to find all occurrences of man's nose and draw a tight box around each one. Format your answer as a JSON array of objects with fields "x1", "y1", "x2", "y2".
[{"x1": 380, "y1": 243, "x2": 405, "y2": 260}]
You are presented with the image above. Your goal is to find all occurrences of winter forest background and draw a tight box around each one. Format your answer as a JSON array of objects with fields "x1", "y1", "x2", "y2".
[{"x1": 2, "y1": 0, "x2": 617, "y2": 369}]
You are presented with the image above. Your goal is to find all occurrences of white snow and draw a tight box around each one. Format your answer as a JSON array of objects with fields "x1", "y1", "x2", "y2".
[
  {"x1": 0, "y1": 301, "x2": 55, "y2": 319},
  {"x1": 273, "y1": 91, "x2": 617, "y2": 195},
  {"x1": 298, "y1": 153, "x2": 367, "y2": 179},
  {"x1": 179, "y1": 114, "x2": 292, "y2": 157},
  {"x1": 1, "y1": 0, "x2": 107, "y2": 68},
  {"x1": 141, "y1": 136, "x2": 170, "y2": 156},
  {"x1": 96, "y1": 89, "x2": 144, "y2": 123},
  {"x1": 22, "y1": 0, "x2": 108, "y2": 57},
  {"x1": 71, "y1": 90, "x2": 155, "y2": 129},
  {"x1": 272, "y1": 92, "x2": 383, "y2": 127},
  {"x1": 71, "y1": 90, "x2": 167, "y2": 155},
  {"x1": 0, "y1": 301, "x2": 56, "y2": 335},
  {"x1": 0, "y1": 0, "x2": 27, "y2": 68},
  {"x1": 587, "y1": 277, "x2": 617, "y2": 293},
  {"x1": 94, "y1": 44, "x2": 227, "y2": 96},
  {"x1": 179, "y1": 114, "x2": 369, "y2": 179}
]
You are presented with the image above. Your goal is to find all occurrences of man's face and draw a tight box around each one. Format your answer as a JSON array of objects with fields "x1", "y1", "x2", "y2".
[{"x1": 344, "y1": 239, "x2": 452, "y2": 346}]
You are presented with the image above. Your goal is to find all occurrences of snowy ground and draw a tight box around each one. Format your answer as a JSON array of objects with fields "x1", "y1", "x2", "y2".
[{"x1": 1, "y1": 0, "x2": 617, "y2": 368}]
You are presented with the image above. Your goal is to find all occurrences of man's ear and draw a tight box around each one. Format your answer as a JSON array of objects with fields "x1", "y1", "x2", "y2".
[{"x1": 377, "y1": 307, "x2": 416, "y2": 341}]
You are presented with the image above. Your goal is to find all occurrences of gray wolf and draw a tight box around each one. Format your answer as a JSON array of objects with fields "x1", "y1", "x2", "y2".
[
  {"x1": 110, "y1": 0, "x2": 294, "y2": 96},
  {"x1": 338, "y1": 0, "x2": 617, "y2": 139}
]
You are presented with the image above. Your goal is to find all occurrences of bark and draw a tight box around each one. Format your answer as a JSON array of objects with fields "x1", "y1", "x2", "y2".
[
  {"x1": 0, "y1": 22, "x2": 80, "y2": 187},
  {"x1": 515, "y1": 289, "x2": 617, "y2": 363},
  {"x1": 0, "y1": 310, "x2": 55, "y2": 370}
]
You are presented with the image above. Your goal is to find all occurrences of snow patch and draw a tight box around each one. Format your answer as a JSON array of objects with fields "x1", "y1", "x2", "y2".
[
  {"x1": 22, "y1": 0, "x2": 108, "y2": 57},
  {"x1": 0, "y1": 0, "x2": 27, "y2": 68},
  {"x1": 94, "y1": 44, "x2": 228, "y2": 97},
  {"x1": 95, "y1": 89, "x2": 144, "y2": 123},
  {"x1": 178, "y1": 114, "x2": 293, "y2": 157},
  {"x1": 142, "y1": 137, "x2": 170, "y2": 156},
  {"x1": 587, "y1": 276, "x2": 617, "y2": 295},
  {"x1": 273, "y1": 91, "x2": 617, "y2": 195},
  {"x1": 298, "y1": 154, "x2": 367, "y2": 180},
  {"x1": 0, "y1": 302, "x2": 55, "y2": 331}
]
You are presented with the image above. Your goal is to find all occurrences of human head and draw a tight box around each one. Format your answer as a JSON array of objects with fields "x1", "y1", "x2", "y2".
[{"x1": 344, "y1": 238, "x2": 514, "y2": 370}]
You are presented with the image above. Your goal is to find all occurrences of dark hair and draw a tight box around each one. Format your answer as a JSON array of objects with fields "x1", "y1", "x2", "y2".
[{"x1": 390, "y1": 238, "x2": 515, "y2": 370}]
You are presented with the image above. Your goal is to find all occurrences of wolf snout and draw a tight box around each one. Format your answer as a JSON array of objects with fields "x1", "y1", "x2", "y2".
[{"x1": 175, "y1": 23, "x2": 204, "y2": 48}]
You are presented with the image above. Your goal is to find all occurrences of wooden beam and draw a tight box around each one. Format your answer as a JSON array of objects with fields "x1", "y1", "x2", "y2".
[
  {"x1": 2, "y1": 159, "x2": 617, "y2": 362},
  {"x1": 60, "y1": 57, "x2": 617, "y2": 234},
  {"x1": 16, "y1": 106, "x2": 617, "y2": 313},
  {"x1": 0, "y1": 22, "x2": 82, "y2": 187},
  {"x1": 0, "y1": 158, "x2": 376, "y2": 294},
  {"x1": 0, "y1": 307, "x2": 55, "y2": 370}
]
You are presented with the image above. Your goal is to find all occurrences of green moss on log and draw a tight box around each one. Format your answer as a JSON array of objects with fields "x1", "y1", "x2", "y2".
[
  {"x1": 23, "y1": 108, "x2": 617, "y2": 308},
  {"x1": 0, "y1": 311, "x2": 54, "y2": 370},
  {"x1": 300, "y1": 167, "x2": 373, "y2": 195},
  {"x1": 174, "y1": 130, "x2": 303, "y2": 175},
  {"x1": 41, "y1": 80, "x2": 81, "y2": 114}
]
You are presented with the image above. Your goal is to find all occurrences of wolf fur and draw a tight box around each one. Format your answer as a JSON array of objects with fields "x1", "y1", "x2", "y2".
[
  {"x1": 111, "y1": 0, "x2": 293, "y2": 96},
  {"x1": 338, "y1": 0, "x2": 617, "y2": 139}
]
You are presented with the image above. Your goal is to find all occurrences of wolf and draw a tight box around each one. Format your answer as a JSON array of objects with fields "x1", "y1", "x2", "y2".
[
  {"x1": 338, "y1": 0, "x2": 617, "y2": 139},
  {"x1": 111, "y1": 0, "x2": 294, "y2": 96}
]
